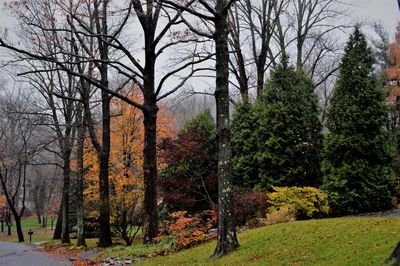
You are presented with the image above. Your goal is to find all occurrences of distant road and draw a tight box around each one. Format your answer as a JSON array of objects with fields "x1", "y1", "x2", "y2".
[{"x1": 0, "y1": 242, "x2": 71, "y2": 266}]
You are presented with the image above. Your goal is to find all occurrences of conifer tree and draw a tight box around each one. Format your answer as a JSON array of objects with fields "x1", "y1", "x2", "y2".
[
  {"x1": 322, "y1": 28, "x2": 395, "y2": 215},
  {"x1": 255, "y1": 58, "x2": 323, "y2": 189},
  {"x1": 231, "y1": 102, "x2": 259, "y2": 187}
]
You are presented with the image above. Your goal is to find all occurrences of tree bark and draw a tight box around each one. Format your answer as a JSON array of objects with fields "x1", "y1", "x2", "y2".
[
  {"x1": 387, "y1": 241, "x2": 400, "y2": 265},
  {"x1": 53, "y1": 201, "x2": 62, "y2": 239},
  {"x1": 14, "y1": 216, "x2": 24, "y2": 242},
  {"x1": 142, "y1": 102, "x2": 159, "y2": 243},
  {"x1": 212, "y1": 1, "x2": 239, "y2": 257},
  {"x1": 97, "y1": 92, "x2": 112, "y2": 247},
  {"x1": 142, "y1": 23, "x2": 159, "y2": 243},
  {"x1": 76, "y1": 110, "x2": 86, "y2": 247},
  {"x1": 256, "y1": 63, "x2": 266, "y2": 97},
  {"x1": 61, "y1": 154, "x2": 71, "y2": 244}
]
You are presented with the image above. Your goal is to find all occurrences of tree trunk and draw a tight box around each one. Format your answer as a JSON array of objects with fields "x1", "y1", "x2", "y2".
[
  {"x1": 98, "y1": 92, "x2": 112, "y2": 247},
  {"x1": 14, "y1": 216, "x2": 24, "y2": 242},
  {"x1": 142, "y1": 29, "x2": 159, "y2": 243},
  {"x1": 142, "y1": 103, "x2": 159, "y2": 243},
  {"x1": 76, "y1": 114, "x2": 86, "y2": 247},
  {"x1": 7, "y1": 223, "x2": 11, "y2": 236},
  {"x1": 61, "y1": 155, "x2": 71, "y2": 244},
  {"x1": 387, "y1": 241, "x2": 400, "y2": 265},
  {"x1": 212, "y1": 3, "x2": 239, "y2": 258},
  {"x1": 232, "y1": 40, "x2": 249, "y2": 101},
  {"x1": 256, "y1": 64, "x2": 265, "y2": 98},
  {"x1": 53, "y1": 202, "x2": 62, "y2": 239}
]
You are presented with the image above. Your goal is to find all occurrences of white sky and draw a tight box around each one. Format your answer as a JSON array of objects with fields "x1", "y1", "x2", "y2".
[
  {"x1": 0, "y1": 0, "x2": 399, "y2": 37},
  {"x1": 351, "y1": 0, "x2": 400, "y2": 40}
]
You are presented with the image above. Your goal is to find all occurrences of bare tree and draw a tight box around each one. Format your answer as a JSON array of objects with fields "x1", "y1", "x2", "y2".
[
  {"x1": 1, "y1": 0, "x2": 212, "y2": 244},
  {"x1": 0, "y1": 87, "x2": 47, "y2": 242},
  {"x1": 75, "y1": 104, "x2": 86, "y2": 247},
  {"x1": 161, "y1": 0, "x2": 240, "y2": 257},
  {"x1": 229, "y1": 0, "x2": 289, "y2": 98},
  {"x1": 30, "y1": 166, "x2": 59, "y2": 228},
  {"x1": 4, "y1": 0, "x2": 87, "y2": 243}
]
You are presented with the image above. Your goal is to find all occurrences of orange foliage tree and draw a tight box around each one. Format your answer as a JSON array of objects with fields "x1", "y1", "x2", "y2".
[
  {"x1": 0, "y1": 195, "x2": 5, "y2": 208},
  {"x1": 83, "y1": 91, "x2": 176, "y2": 244},
  {"x1": 386, "y1": 24, "x2": 400, "y2": 130}
]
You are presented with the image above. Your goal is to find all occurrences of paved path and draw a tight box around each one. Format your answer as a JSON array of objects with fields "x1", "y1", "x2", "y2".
[
  {"x1": 357, "y1": 209, "x2": 400, "y2": 218},
  {"x1": 0, "y1": 242, "x2": 71, "y2": 266}
]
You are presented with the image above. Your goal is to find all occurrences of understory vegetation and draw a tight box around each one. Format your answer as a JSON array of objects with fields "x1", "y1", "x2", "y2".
[{"x1": 100, "y1": 217, "x2": 400, "y2": 265}]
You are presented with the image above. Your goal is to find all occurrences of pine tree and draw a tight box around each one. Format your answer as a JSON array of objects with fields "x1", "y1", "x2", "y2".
[
  {"x1": 255, "y1": 58, "x2": 323, "y2": 189},
  {"x1": 231, "y1": 101, "x2": 259, "y2": 187},
  {"x1": 322, "y1": 28, "x2": 395, "y2": 215}
]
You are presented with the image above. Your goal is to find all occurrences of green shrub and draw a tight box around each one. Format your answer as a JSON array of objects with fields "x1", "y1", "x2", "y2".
[{"x1": 267, "y1": 187, "x2": 329, "y2": 219}]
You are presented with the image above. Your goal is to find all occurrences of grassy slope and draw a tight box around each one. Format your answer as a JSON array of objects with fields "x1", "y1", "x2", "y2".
[{"x1": 136, "y1": 218, "x2": 400, "y2": 266}]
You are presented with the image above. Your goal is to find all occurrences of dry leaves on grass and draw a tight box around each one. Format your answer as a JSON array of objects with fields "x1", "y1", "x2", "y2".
[{"x1": 41, "y1": 244, "x2": 101, "y2": 266}]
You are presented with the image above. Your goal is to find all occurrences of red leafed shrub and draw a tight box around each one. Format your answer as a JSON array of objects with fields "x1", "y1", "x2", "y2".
[
  {"x1": 158, "y1": 110, "x2": 218, "y2": 212},
  {"x1": 161, "y1": 210, "x2": 217, "y2": 249},
  {"x1": 233, "y1": 188, "x2": 269, "y2": 226}
]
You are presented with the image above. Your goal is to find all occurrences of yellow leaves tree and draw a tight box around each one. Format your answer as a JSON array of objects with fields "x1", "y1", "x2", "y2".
[
  {"x1": 83, "y1": 90, "x2": 176, "y2": 244},
  {"x1": 0, "y1": 195, "x2": 6, "y2": 208},
  {"x1": 386, "y1": 24, "x2": 400, "y2": 131}
]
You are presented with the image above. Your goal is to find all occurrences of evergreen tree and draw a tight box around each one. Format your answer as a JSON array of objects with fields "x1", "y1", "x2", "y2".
[
  {"x1": 231, "y1": 101, "x2": 259, "y2": 187},
  {"x1": 255, "y1": 58, "x2": 323, "y2": 189},
  {"x1": 322, "y1": 28, "x2": 395, "y2": 215}
]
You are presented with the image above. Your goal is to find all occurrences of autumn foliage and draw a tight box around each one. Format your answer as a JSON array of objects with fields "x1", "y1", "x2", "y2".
[
  {"x1": 83, "y1": 91, "x2": 177, "y2": 240},
  {"x1": 0, "y1": 195, "x2": 7, "y2": 221},
  {"x1": 158, "y1": 110, "x2": 218, "y2": 213},
  {"x1": 386, "y1": 26, "x2": 400, "y2": 109},
  {"x1": 160, "y1": 210, "x2": 217, "y2": 249}
]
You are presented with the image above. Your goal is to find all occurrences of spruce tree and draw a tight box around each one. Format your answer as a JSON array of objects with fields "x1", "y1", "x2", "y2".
[
  {"x1": 231, "y1": 101, "x2": 259, "y2": 187},
  {"x1": 322, "y1": 28, "x2": 395, "y2": 215},
  {"x1": 255, "y1": 58, "x2": 323, "y2": 189}
]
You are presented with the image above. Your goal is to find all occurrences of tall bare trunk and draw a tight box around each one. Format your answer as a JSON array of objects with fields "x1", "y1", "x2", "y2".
[
  {"x1": 61, "y1": 154, "x2": 71, "y2": 244},
  {"x1": 76, "y1": 111, "x2": 86, "y2": 247},
  {"x1": 142, "y1": 101, "x2": 158, "y2": 243},
  {"x1": 212, "y1": 2, "x2": 239, "y2": 257},
  {"x1": 53, "y1": 201, "x2": 62, "y2": 239},
  {"x1": 14, "y1": 216, "x2": 24, "y2": 242},
  {"x1": 387, "y1": 241, "x2": 400, "y2": 265},
  {"x1": 142, "y1": 28, "x2": 159, "y2": 243},
  {"x1": 98, "y1": 92, "x2": 112, "y2": 247}
]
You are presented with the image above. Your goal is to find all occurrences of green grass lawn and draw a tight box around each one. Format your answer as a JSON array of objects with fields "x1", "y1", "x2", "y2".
[
  {"x1": 0, "y1": 216, "x2": 55, "y2": 242},
  {"x1": 108, "y1": 217, "x2": 400, "y2": 266}
]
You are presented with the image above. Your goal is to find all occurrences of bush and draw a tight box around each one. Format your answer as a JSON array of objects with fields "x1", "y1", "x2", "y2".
[
  {"x1": 233, "y1": 188, "x2": 269, "y2": 225},
  {"x1": 160, "y1": 211, "x2": 217, "y2": 250},
  {"x1": 266, "y1": 207, "x2": 296, "y2": 225},
  {"x1": 267, "y1": 187, "x2": 329, "y2": 219},
  {"x1": 111, "y1": 185, "x2": 143, "y2": 246},
  {"x1": 158, "y1": 110, "x2": 218, "y2": 213}
]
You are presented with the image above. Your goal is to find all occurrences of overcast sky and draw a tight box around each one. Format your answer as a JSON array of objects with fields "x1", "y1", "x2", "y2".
[
  {"x1": 0, "y1": 0, "x2": 400, "y2": 38},
  {"x1": 352, "y1": 0, "x2": 400, "y2": 39},
  {"x1": 0, "y1": 0, "x2": 399, "y2": 37}
]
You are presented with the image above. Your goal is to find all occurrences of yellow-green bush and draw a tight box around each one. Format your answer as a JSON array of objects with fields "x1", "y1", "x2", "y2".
[
  {"x1": 267, "y1": 187, "x2": 329, "y2": 219},
  {"x1": 266, "y1": 206, "x2": 296, "y2": 225}
]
